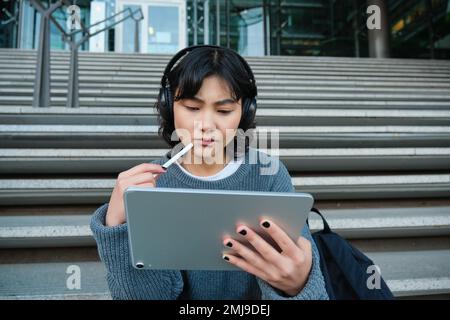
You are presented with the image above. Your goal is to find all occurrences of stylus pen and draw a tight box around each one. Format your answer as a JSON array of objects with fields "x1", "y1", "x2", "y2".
[{"x1": 153, "y1": 142, "x2": 193, "y2": 178}]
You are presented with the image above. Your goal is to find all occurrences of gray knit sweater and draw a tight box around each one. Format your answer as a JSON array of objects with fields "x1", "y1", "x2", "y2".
[{"x1": 90, "y1": 147, "x2": 329, "y2": 300}]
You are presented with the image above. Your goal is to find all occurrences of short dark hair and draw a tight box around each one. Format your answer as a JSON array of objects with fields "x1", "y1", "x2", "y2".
[{"x1": 154, "y1": 46, "x2": 257, "y2": 160}]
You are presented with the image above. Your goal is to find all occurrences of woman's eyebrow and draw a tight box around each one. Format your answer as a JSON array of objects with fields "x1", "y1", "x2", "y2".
[{"x1": 188, "y1": 96, "x2": 237, "y2": 106}]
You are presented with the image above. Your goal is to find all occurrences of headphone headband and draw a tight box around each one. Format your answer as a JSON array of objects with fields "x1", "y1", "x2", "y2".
[{"x1": 160, "y1": 45, "x2": 256, "y2": 97}]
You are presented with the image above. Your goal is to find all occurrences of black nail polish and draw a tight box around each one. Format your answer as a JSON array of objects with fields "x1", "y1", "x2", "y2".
[
  {"x1": 262, "y1": 221, "x2": 270, "y2": 228},
  {"x1": 226, "y1": 241, "x2": 233, "y2": 247},
  {"x1": 239, "y1": 229, "x2": 247, "y2": 236},
  {"x1": 223, "y1": 256, "x2": 230, "y2": 261}
]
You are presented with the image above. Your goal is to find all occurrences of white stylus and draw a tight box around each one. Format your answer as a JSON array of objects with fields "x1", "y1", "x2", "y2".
[{"x1": 153, "y1": 142, "x2": 193, "y2": 178}]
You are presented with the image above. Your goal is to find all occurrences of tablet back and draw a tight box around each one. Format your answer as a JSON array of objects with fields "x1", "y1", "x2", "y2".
[{"x1": 124, "y1": 187, "x2": 314, "y2": 270}]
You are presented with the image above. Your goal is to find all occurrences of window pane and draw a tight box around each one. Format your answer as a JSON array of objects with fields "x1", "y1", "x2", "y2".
[{"x1": 147, "y1": 5, "x2": 179, "y2": 54}]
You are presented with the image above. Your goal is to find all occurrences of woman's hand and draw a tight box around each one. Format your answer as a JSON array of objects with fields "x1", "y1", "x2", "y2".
[
  {"x1": 105, "y1": 163, "x2": 166, "y2": 227},
  {"x1": 222, "y1": 219, "x2": 312, "y2": 297}
]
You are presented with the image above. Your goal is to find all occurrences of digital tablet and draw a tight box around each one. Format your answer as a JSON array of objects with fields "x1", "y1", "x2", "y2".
[{"x1": 124, "y1": 187, "x2": 314, "y2": 271}]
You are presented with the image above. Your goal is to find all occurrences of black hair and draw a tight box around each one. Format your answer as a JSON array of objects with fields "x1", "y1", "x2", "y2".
[{"x1": 154, "y1": 46, "x2": 257, "y2": 160}]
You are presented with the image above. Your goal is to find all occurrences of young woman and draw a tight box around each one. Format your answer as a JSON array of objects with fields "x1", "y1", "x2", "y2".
[{"x1": 90, "y1": 45, "x2": 328, "y2": 300}]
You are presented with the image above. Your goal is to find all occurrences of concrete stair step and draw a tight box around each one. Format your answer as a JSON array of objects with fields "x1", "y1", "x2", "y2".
[
  {"x1": 1, "y1": 147, "x2": 450, "y2": 173},
  {"x1": 2, "y1": 67, "x2": 448, "y2": 79},
  {"x1": 2, "y1": 97, "x2": 450, "y2": 109},
  {"x1": 2, "y1": 79, "x2": 450, "y2": 90},
  {"x1": 1, "y1": 62, "x2": 449, "y2": 75},
  {"x1": 0, "y1": 241, "x2": 449, "y2": 298},
  {"x1": 2, "y1": 86, "x2": 450, "y2": 97},
  {"x1": 1, "y1": 107, "x2": 450, "y2": 126},
  {"x1": 2, "y1": 73, "x2": 450, "y2": 86},
  {"x1": 1, "y1": 203, "x2": 449, "y2": 248},
  {"x1": 0, "y1": 173, "x2": 449, "y2": 205},
  {"x1": 0, "y1": 100, "x2": 450, "y2": 113},
  {"x1": 1, "y1": 48, "x2": 448, "y2": 67},
  {"x1": 1, "y1": 124, "x2": 449, "y2": 148}
]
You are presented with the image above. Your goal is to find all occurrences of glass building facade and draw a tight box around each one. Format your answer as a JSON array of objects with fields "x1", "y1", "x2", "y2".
[{"x1": 1, "y1": 0, "x2": 449, "y2": 59}]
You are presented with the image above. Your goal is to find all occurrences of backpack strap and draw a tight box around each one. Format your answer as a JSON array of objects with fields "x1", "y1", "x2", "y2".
[{"x1": 308, "y1": 207, "x2": 331, "y2": 233}]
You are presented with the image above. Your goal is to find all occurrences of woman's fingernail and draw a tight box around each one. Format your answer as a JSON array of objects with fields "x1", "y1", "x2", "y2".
[
  {"x1": 262, "y1": 221, "x2": 270, "y2": 228},
  {"x1": 238, "y1": 228, "x2": 247, "y2": 236},
  {"x1": 226, "y1": 241, "x2": 233, "y2": 247},
  {"x1": 223, "y1": 255, "x2": 230, "y2": 261}
]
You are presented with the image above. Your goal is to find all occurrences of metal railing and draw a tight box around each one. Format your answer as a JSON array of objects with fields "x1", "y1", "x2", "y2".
[
  {"x1": 0, "y1": 6, "x2": 19, "y2": 49},
  {"x1": 30, "y1": 0, "x2": 143, "y2": 108},
  {"x1": 1, "y1": 7, "x2": 19, "y2": 27}
]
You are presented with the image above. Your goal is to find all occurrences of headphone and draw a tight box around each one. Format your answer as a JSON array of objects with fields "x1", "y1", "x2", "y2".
[{"x1": 157, "y1": 45, "x2": 257, "y2": 127}]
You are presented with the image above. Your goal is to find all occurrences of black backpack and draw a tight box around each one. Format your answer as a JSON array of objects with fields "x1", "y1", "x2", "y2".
[{"x1": 308, "y1": 207, "x2": 395, "y2": 300}]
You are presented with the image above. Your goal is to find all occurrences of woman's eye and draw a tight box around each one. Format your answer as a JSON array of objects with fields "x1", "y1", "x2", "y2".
[{"x1": 185, "y1": 106, "x2": 231, "y2": 114}]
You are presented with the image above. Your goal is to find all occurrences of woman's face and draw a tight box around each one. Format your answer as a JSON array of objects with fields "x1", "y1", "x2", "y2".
[{"x1": 173, "y1": 75, "x2": 242, "y2": 164}]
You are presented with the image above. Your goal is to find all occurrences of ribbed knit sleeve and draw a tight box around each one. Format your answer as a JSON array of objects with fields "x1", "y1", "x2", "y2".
[{"x1": 90, "y1": 202, "x2": 184, "y2": 300}]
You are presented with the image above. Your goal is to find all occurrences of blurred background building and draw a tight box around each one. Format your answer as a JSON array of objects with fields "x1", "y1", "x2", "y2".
[{"x1": 1, "y1": 0, "x2": 450, "y2": 59}]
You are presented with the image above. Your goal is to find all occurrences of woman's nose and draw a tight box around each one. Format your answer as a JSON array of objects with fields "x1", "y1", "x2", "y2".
[{"x1": 197, "y1": 111, "x2": 216, "y2": 131}]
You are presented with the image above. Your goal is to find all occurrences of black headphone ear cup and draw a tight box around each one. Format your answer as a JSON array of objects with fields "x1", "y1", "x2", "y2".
[
  {"x1": 249, "y1": 98, "x2": 257, "y2": 114},
  {"x1": 158, "y1": 87, "x2": 172, "y2": 120},
  {"x1": 247, "y1": 98, "x2": 257, "y2": 124},
  {"x1": 239, "y1": 98, "x2": 256, "y2": 128},
  {"x1": 158, "y1": 87, "x2": 166, "y2": 106},
  {"x1": 158, "y1": 87, "x2": 166, "y2": 113}
]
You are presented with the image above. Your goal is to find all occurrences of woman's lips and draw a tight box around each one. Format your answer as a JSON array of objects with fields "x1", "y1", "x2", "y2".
[{"x1": 196, "y1": 139, "x2": 214, "y2": 146}]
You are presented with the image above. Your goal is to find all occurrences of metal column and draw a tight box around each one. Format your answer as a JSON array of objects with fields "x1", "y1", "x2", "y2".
[
  {"x1": 30, "y1": 0, "x2": 63, "y2": 108},
  {"x1": 216, "y1": 0, "x2": 220, "y2": 45},
  {"x1": 367, "y1": 0, "x2": 390, "y2": 58},
  {"x1": 204, "y1": 0, "x2": 209, "y2": 44}
]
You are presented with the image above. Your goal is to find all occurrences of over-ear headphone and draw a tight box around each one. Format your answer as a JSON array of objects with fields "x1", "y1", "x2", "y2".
[{"x1": 157, "y1": 45, "x2": 257, "y2": 127}]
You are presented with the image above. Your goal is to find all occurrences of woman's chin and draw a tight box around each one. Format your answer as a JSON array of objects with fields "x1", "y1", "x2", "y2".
[
  {"x1": 192, "y1": 149, "x2": 225, "y2": 164},
  {"x1": 194, "y1": 150, "x2": 214, "y2": 160}
]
